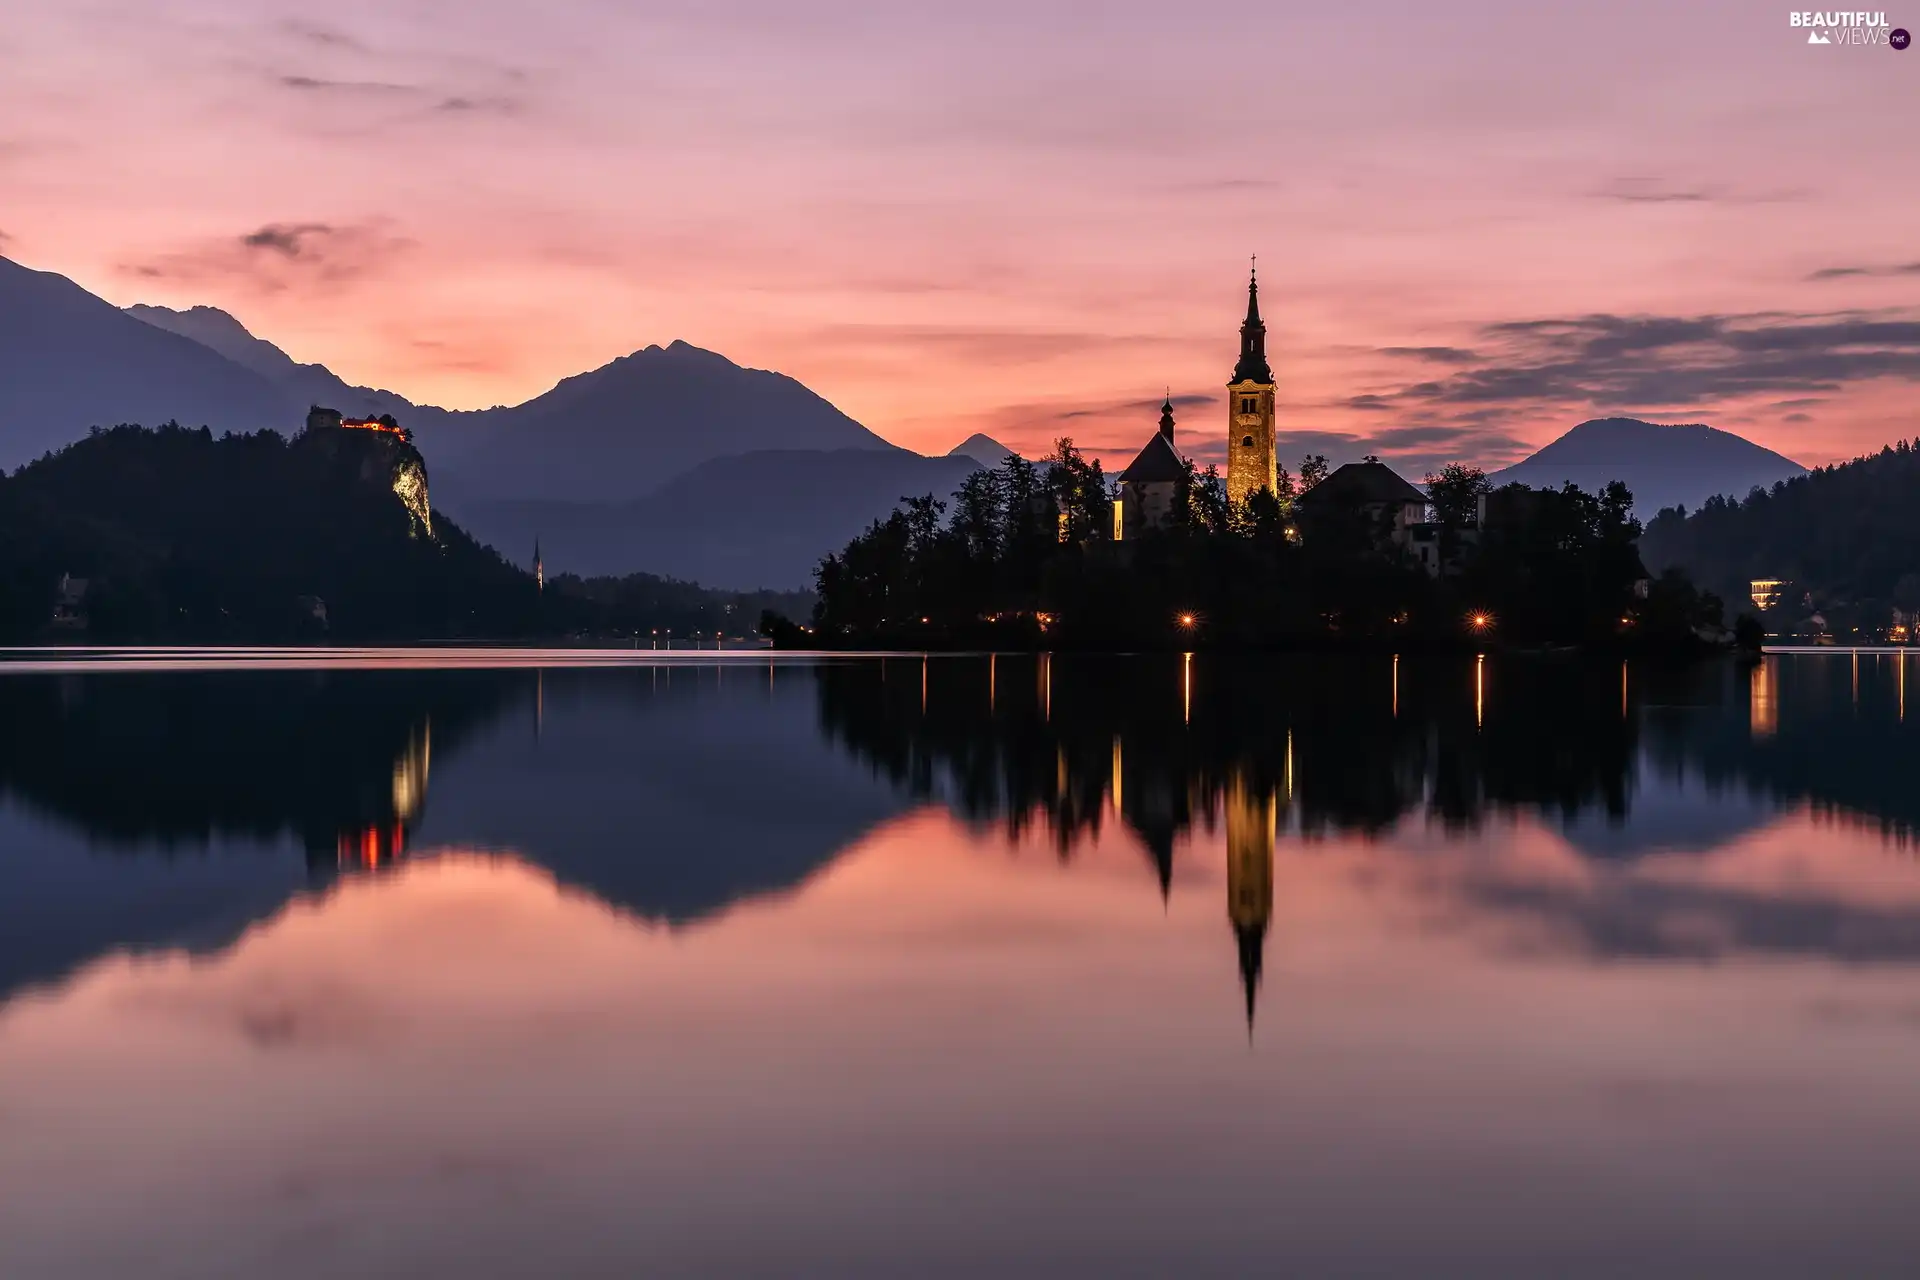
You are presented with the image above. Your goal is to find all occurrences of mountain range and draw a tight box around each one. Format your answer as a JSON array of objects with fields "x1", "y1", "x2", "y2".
[
  {"x1": 0, "y1": 253, "x2": 1813, "y2": 589},
  {"x1": 0, "y1": 255, "x2": 983, "y2": 588}
]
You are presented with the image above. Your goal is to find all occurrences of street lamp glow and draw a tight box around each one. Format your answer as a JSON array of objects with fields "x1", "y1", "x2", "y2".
[
  {"x1": 1469, "y1": 612, "x2": 1492, "y2": 631},
  {"x1": 1177, "y1": 612, "x2": 1197, "y2": 629}
]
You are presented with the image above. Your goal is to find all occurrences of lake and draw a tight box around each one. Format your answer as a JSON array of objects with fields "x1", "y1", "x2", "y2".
[{"x1": 2, "y1": 650, "x2": 1919, "y2": 1278}]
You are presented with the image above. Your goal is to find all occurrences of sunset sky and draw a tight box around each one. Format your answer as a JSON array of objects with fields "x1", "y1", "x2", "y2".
[{"x1": 3, "y1": 0, "x2": 1915, "y2": 474}]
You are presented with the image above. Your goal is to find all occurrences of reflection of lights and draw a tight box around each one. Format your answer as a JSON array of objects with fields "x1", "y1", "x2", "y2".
[
  {"x1": 1391, "y1": 653, "x2": 1398, "y2": 718},
  {"x1": 1750, "y1": 659, "x2": 1778, "y2": 738},
  {"x1": 1182, "y1": 652, "x2": 1193, "y2": 724},
  {"x1": 1475, "y1": 654, "x2": 1485, "y2": 728},
  {"x1": 389, "y1": 720, "x2": 431, "y2": 822},
  {"x1": 988, "y1": 653, "x2": 996, "y2": 712},
  {"x1": 337, "y1": 821, "x2": 408, "y2": 870}
]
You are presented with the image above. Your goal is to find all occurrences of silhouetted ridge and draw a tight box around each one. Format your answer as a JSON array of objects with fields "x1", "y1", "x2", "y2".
[
  {"x1": 0, "y1": 256, "x2": 293, "y2": 468},
  {"x1": 1494, "y1": 418, "x2": 1805, "y2": 517},
  {"x1": 1641, "y1": 436, "x2": 1920, "y2": 628}
]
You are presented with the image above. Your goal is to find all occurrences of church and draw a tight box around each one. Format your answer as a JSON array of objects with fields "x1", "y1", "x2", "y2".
[{"x1": 1113, "y1": 266, "x2": 1428, "y2": 545}]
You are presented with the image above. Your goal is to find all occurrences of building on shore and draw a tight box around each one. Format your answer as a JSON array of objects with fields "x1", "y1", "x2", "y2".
[
  {"x1": 1297, "y1": 456, "x2": 1430, "y2": 553},
  {"x1": 1113, "y1": 396, "x2": 1186, "y2": 541}
]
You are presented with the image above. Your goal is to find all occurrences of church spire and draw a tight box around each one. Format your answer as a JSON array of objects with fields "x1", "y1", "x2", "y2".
[
  {"x1": 1232, "y1": 258, "x2": 1273, "y2": 384},
  {"x1": 1159, "y1": 389, "x2": 1175, "y2": 442}
]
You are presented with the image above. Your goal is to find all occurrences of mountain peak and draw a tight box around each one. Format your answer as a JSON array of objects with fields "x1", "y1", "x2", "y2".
[
  {"x1": 1494, "y1": 417, "x2": 1807, "y2": 515},
  {"x1": 433, "y1": 339, "x2": 899, "y2": 503},
  {"x1": 0, "y1": 258, "x2": 295, "y2": 468},
  {"x1": 948, "y1": 433, "x2": 1022, "y2": 467},
  {"x1": 125, "y1": 303, "x2": 299, "y2": 382}
]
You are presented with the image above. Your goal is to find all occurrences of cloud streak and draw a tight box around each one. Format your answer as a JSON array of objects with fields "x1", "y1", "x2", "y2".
[
  {"x1": 1363, "y1": 310, "x2": 1920, "y2": 415},
  {"x1": 121, "y1": 220, "x2": 414, "y2": 295},
  {"x1": 1808, "y1": 262, "x2": 1920, "y2": 281}
]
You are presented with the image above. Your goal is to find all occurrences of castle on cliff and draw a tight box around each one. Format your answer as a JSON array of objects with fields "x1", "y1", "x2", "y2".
[{"x1": 301, "y1": 404, "x2": 432, "y2": 537}]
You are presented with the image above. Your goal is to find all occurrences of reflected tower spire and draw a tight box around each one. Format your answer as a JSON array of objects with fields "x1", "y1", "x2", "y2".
[{"x1": 1225, "y1": 771, "x2": 1275, "y2": 1035}]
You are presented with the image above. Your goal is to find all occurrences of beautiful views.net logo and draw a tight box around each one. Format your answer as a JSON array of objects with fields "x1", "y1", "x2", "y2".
[{"x1": 1788, "y1": 11, "x2": 1907, "y2": 45}]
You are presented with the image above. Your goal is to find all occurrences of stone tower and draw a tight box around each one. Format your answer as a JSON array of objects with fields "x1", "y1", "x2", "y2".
[
  {"x1": 1225, "y1": 770, "x2": 1275, "y2": 1032},
  {"x1": 1224, "y1": 264, "x2": 1277, "y2": 506}
]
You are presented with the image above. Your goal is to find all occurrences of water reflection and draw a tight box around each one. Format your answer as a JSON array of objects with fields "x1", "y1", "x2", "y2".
[
  {"x1": 4, "y1": 654, "x2": 1920, "y2": 1275},
  {"x1": 6, "y1": 654, "x2": 1920, "y2": 1016}
]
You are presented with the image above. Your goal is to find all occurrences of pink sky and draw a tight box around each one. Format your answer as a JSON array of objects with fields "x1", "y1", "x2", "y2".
[{"x1": 2, "y1": 1, "x2": 1916, "y2": 474}]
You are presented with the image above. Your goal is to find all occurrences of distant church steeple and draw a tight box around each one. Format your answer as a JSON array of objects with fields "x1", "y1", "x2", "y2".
[
  {"x1": 1159, "y1": 391, "x2": 1175, "y2": 443},
  {"x1": 1224, "y1": 259, "x2": 1279, "y2": 505}
]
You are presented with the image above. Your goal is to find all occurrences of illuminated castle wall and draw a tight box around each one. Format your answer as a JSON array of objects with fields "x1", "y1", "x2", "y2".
[{"x1": 303, "y1": 404, "x2": 433, "y2": 537}]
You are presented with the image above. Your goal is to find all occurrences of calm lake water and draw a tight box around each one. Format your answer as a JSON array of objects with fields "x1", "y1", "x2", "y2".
[{"x1": 3, "y1": 650, "x2": 1920, "y2": 1278}]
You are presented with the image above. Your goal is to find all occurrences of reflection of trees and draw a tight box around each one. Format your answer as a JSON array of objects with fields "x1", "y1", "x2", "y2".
[
  {"x1": 815, "y1": 653, "x2": 1644, "y2": 1029},
  {"x1": 0, "y1": 670, "x2": 521, "y2": 865},
  {"x1": 814, "y1": 654, "x2": 1640, "y2": 868},
  {"x1": 1640, "y1": 655, "x2": 1920, "y2": 845}
]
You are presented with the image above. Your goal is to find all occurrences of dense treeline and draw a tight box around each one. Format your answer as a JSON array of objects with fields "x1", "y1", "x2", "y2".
[
  {"x1": 0, "y1": 422, "x2": 537, "y2": 641},
  {"x1": 1642, "y1": 438, "x2": 1920, "y2": 636},
  {"x1": 804, "y1": 441, "x2": 1721, "y2": 651},
  {"x1": 0, "y1": 423, "x2": 804, "y2": 643}
]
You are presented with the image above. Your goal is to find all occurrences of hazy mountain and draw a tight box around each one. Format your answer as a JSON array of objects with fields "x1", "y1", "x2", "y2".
[
  {"x1": 0, "y1": 256, "x2": 296, "y2": 469},
  {"x1": 125, "y1": 303, "x2": 431, "y2": 425},
  {"x1": 451, "y1": 447, "x2": 983, "y2": 589},
  {"x1": 948, "y1": 432, "x2": 1022, "y2": 467},
  {"x1": 6, "y1": 258, "x2": 972, "y2": 586},
  {"x1": 431, "y1": 340, "x2": 900, "y2": 503},
  {"x1": 1492, "y1": 418, "x2": 1806, "y2": 517}
]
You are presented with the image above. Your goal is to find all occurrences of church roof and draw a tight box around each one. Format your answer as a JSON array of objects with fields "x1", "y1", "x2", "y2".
[
  {"x1": 1117, "y1": 431, "x2": 1186, "y2": 484},
  {"x1": 1298, "y1": 459, "x2": 1427, "y2": 507}
]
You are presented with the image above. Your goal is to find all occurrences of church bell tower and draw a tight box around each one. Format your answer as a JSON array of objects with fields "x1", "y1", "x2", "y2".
[{"x1": 1225, "y1": 263, "x2": 1277, "y2": 506}]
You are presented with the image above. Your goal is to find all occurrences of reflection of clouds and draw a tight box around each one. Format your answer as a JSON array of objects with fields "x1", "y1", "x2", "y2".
[
  {"x1": 1400, "y1": 816, "x2": 1920, "y2": 964},
  {"x1": 1464, "y1": 875, "x2": 1920, "y2": 962}
]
